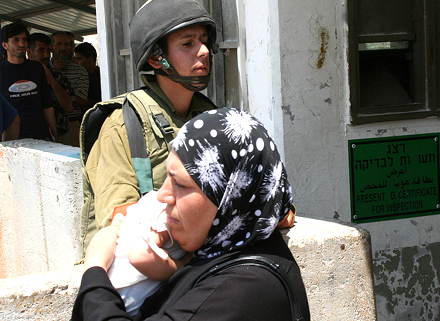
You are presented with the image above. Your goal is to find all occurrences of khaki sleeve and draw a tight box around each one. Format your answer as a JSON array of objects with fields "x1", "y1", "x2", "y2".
[{"x1": 88, "y1": 110, "x2": 141, "y2": 230}]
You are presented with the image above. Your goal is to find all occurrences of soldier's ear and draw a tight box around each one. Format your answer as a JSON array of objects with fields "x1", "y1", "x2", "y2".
[{"x1": 147, "y1": 53, "x2": 162, "y2": 69}]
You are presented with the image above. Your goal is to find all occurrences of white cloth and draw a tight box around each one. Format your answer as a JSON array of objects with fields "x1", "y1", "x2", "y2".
[{"x1": 107, "y1": 191, "x2": 186, "y2": 317}]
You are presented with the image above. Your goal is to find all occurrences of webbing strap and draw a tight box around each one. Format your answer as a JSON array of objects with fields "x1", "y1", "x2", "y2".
[
  {"x1": 195, "y1": 255, "x2": 304, "y2": 321},
  {"x1": 122, "y1": 98, "x2": 154, "y2": 195}
]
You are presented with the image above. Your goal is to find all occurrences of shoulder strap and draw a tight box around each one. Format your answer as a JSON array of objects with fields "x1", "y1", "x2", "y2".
[
  {"x1": 122, "y1": 96, "x2": 154, "y2": 195},
  {"x1": 140, "y1": 88, "x2": 176, "y2": 137},
  {"x1": 121, "y1": 87, "x2": 177, "y2": 195},
  {"x1": 195, "y1": 255, "x2": 304, "y2": 321},
  {"x1": 81, "y1": 101, "x2": 121, "y2": 165}
]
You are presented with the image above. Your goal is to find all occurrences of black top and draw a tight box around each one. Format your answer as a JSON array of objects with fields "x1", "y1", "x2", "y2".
[
  {"x1": 1, "y1": 59, "x2": 54, "y2": 139},
  {"x1": 72, "y1": 230, "x2": 310, "y2": 321}
]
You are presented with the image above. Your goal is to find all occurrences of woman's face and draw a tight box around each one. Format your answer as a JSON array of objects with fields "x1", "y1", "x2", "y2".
[{"x1": 157, "y1": 150, "x2": 218, "y2": 252}]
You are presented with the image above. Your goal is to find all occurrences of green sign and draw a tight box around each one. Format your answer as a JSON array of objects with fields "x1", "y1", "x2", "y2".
[{"x1": 348, "y1": 133, "x2": 440, "y2": 223}]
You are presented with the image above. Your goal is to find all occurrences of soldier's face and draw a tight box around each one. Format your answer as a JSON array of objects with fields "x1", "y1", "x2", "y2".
[{"x1": 165, "y1": 25, "x2": 210, "y2": 78}]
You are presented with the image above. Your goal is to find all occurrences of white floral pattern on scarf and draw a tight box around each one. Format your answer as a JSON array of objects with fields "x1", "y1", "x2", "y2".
[{"x1": 171, "y1": 108, "x2": 293, "y2": 259}]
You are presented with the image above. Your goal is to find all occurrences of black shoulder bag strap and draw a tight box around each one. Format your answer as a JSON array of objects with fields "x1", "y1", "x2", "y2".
[{"x1": 195, "y1": 255, "x2": 304, "y2": 321}]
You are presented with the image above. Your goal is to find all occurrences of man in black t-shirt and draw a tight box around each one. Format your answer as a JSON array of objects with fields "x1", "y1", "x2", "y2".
[{"x1": 1, "y1": 22, "x2": 57, "y2": 141}]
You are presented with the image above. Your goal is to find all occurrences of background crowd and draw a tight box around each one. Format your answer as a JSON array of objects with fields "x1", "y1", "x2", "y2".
[{"x1": 1, "y1": 21, "x2": 101, "y2": 146}]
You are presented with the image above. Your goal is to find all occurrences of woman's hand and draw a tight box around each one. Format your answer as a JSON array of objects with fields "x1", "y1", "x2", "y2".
[
  {"x1": 82, "y1": 214, "x2": 124, "y2": 274},
  {"x1": 276, "y1": 207, "x2": 296, "y2": 229}
]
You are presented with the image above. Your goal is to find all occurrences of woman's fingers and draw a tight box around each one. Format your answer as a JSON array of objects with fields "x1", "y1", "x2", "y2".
[{"x1": 83, "y1": 215, "x2": 124, "y2": 273}]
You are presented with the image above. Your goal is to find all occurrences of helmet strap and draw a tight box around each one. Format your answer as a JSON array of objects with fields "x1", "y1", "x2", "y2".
[
  {"x1": 153, "y1": 46, "x2": 173, "y2": 72},
  {"x1": 155, "y1": 69, "x2": 210, "y2": 91},
  {"x1": 153, "y1": 45, "x2": 210, "y2": 92}
]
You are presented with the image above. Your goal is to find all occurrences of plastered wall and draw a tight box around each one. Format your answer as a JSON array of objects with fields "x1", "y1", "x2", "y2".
[{"x1": 269, "y1": 0, "x2": 440, "y2": 319}]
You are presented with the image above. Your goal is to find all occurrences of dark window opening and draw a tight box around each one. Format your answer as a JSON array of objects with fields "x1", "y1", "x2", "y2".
[
  {"x1": 359, "y1": 46, "x2": 413, "y2": 108},
  {"x1": 348, "y1": 0, "x2": 439, "y2": 124}
]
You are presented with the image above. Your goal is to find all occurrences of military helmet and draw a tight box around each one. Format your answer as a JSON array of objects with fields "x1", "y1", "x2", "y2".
[{"x1": 130, "y1": 0, "x2": 217, "y2": 72}]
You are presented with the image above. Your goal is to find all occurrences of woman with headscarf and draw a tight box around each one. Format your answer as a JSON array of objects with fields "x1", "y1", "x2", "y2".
[{"x1": 72, "y1": 107, "x2": 310, "y2": 321}]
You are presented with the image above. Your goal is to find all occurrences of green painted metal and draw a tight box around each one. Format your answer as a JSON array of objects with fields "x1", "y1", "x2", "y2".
[{"x1": 349, "y1": 133, "x2": 440, "y2": 223}]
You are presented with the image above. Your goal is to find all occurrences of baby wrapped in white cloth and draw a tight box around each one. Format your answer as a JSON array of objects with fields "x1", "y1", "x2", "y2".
[{"x1": 107, "y1": 191, "x2": 186, "y2": 317}]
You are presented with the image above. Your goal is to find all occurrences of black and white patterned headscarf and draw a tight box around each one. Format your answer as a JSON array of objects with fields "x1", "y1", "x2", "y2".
[{"x1": 171, "y1": 108, "x2": 293, "y2": 259}]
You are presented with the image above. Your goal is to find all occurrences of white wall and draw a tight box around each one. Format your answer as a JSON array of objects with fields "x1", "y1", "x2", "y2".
[
  {"x1": 237, "y1": 0, "x2": 440, "y2": 319},
  {"x1": 241, "y1": 0, "x2": 285, "y2": 160}
]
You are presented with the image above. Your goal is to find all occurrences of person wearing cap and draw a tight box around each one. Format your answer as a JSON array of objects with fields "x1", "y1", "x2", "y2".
[{"x1": 79, "y1": 0, "x2": 219, "y2": 255}]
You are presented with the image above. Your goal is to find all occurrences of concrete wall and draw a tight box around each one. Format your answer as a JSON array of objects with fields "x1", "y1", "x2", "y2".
[
  {"x1": 0, "y1": 140, "x2": 82, "y2": 278},
  {"x1": 284, "y1": 217, "x2": 377, "y2": 319},
  {"x1": 237, "y1": 1, "x2": 440, "y2": 319},
  {"x1": 0, "y1": 214, "x2": 377, "y2": 321},
  {"x1": 0, "y1": 265, "x2": 82, "y2": 321},
  {"x1": 0, "y1": 141, "x2": 376, "y2": 319}
]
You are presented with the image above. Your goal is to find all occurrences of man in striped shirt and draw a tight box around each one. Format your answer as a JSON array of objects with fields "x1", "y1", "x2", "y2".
[{"x1": 50, "y1": 31, "x2": 88, "y2": 147}]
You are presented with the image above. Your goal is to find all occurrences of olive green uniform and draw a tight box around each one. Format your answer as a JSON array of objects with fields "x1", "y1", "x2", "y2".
[{"x1": 79, "y1": 74, "x2": 216, "y2": 256}]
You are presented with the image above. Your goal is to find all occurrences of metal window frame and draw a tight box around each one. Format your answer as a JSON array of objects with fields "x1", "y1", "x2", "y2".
[
  {"x1": 205, "y1": 0, "x2": 240, "y2": 109},
  {"x1": 348, "y1": 0, "x2": 439, "y2": 125}
]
